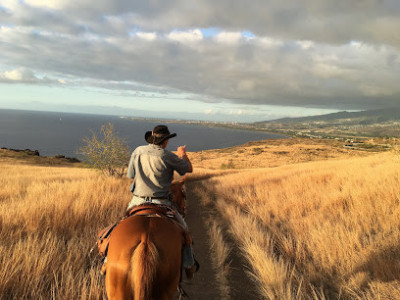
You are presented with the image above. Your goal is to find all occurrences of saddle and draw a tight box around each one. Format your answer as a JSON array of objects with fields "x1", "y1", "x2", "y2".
[{"x1": 97, "y1": 204, "x2": 192, "y2": 259}]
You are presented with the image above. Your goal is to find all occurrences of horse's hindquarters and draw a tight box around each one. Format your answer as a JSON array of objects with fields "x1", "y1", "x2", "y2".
[{"x1": 105, "y1": 216, "x2": 183, "y2": 300}]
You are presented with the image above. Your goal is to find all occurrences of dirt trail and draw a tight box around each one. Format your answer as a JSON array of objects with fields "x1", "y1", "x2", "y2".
[
  {"x1": 177, "y1": 180, "x2": 258, "y2": 300},
  {"x1": 177, "y1": 180, "x2": 220, "y2": 299}
]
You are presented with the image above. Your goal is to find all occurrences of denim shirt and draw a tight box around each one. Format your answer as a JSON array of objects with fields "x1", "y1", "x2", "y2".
[{"x1": 127, "y1": 144, "x2": 189, "y2": 198}]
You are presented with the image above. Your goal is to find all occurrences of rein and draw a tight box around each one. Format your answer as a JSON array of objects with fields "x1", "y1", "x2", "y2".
[{"x1": 177, "y1": 284, "x2": 189, "y2": 299}]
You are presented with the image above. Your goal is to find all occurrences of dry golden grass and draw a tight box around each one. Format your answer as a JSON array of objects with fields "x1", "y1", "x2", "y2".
[
  {"x1": 188, "y1": 138, "x2": 371, "y2": 170},
  {"x1": 194, "y1": 152, "x2": 400, "y2": 299},
  {"x1": 2, "y1": 138, "x2": 399, "y2": 299},
  {"x1": 205, "y1": 218, "x2": 231, "y2": 299},
  {"x1": 0, "y1": 163, "x2": 131, "y2": 299},
  {"x1": 0, "y1": 149, "x2": 82, "y2": 166}
]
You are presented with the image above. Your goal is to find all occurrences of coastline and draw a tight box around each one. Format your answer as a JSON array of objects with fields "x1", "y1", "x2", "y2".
[
  {"x1": 0, "y1": 109, "x2": 288, "y2": 158},
  {"x1": 119, "y1": 115, "x2": 283, "y2": 135},
  {"x1": 0, "y1": 107, "x2": 284, "y2": 135}
]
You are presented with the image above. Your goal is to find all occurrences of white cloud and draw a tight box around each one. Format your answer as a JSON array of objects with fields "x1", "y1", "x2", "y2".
[
  {"x1": 258, "y1": 37, "x2": 284, "y2": 48},
  {"x1": 1, "y1": 68, "x2": 37, "y2": 82},
  {"x1": 136, "y1": 32, "x2": 157, "y2": 41},
  {"x1": 1, "y1": 0, "x2": 399, "y2": 111},
  {"x1": 214, "y1": 31, "x2": 242, "y2": 44},
  {"x1": 167, "y1": 29, "x2": 203, "y2": 43},
  {"x1": 311, "y1": 63, "x2": 351, "y2": 79},
  {"x1": 0, "y1": 67, "x2": 67, "y2": 85},
  {"x1": 297, "y1": 40, "x2": 315, "y2": 50},
  {"x1": 1, "y1": 0, "x2": 20, "y2": 11},
  {"x1": 24, "y1": 0, "x2": 66, "y2": 10}
]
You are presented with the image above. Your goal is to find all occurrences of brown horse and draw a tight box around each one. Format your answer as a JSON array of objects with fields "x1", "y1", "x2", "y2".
[{"x1": 105, "y1": 179, "x2": 187, "y2": 300}]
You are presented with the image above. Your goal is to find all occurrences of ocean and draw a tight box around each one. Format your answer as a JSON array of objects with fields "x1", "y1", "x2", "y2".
[{"x1": 0, "y1": 109, "x2": 287, "y2": 158}]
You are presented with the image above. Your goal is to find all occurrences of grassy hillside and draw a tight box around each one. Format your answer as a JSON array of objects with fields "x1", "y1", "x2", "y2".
[
  {"x1": 188, "y1": 137, "x2": 391, "y2": 170},
  {"x1": 1, "y1": 139, "x2": 399, "y2": 299},
  {"x1": 0, "y1": 148, "x2": 81, "y2": 166},
  {"x1": 193, "y1": 152, "x2": 400, "y2": 299},
  {"x1": 0, "y1": 162, "x2": 131, "y2": 299},
  {"x1": 252, "y1": 108, "x2": 400, "y2": 138},
  {"x1": 257, "y1": 108, "x2": 400, "y2": 125}
]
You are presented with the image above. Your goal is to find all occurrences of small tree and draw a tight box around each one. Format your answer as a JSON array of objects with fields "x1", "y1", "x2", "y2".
[{"x1": 80, "y1": 123, "x2": 130, "y2": 177}]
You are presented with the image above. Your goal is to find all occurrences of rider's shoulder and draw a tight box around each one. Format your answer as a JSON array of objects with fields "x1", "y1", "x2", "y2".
[{"x1": 133, "y1": 144, "x2": 152, "y2": 154}]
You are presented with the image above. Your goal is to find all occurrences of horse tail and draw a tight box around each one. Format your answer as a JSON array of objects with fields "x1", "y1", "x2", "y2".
[{"x1": 131, "y1": 238, "x2": 159, "y2": 299}]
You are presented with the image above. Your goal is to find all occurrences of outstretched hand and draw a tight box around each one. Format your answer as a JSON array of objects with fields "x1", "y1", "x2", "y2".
[
  {"x1": 177, "y1": 145, "x2": 187, "y2": 157},
  {"x1": 177, "y1": 145, "x2": 193, "y2": 172}
]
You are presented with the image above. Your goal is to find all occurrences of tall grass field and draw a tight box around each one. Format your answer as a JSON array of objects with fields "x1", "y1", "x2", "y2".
[
  {"x1": 195, "y1": 152, "x2": 400, "y2": 299},
  {"x1": 1, "y1": 141, "x2": 400, "y2": 299},
  {"x1": 0, "y1": 163, "x2": 131, "y2": 299}
]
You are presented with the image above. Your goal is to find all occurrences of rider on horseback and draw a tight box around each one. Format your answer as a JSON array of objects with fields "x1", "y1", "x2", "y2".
[{"x1": 126, "y1": 125, "x2": 198, "y2": 279}]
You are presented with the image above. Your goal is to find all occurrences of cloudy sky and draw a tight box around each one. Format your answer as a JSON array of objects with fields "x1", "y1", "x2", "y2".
[{"x1": 0, "y1": 0, "x2": 399, "y2": 122}]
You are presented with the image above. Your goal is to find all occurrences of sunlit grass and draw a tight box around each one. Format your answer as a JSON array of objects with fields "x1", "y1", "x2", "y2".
[
  {"x1": 2, "y1": 140, "x2": 400, "y2": 299},
  {"x1": 188, "y1": 138, "x2": 370, "y2": 170},
  {"x1": 0, "y1": 163, "x2": 130, "y2": 299},
  {"x1": 195, "y1": 153, "x2": 400, "y2": 299}
]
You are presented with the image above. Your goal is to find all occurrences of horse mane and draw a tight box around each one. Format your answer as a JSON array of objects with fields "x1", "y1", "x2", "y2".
[
  {"x1": 131, "y1": 238, "x2": 159, "y2": 299},
  {"x1": 170, "y1": 178, "x2": 186, "y2": 216}
]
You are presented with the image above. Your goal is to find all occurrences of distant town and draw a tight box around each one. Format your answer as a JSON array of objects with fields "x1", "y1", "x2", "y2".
[{"x1": 121, "y1": 107, "x2": 400, "y2": 140}]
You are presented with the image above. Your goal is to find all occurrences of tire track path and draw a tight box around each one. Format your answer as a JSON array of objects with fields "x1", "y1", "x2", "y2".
[
  {"x1": 177, "y1": 179, "x2": 258, "y2": 300},
  {"x1": 177, "y1": 180, "x2": 220, "y2": 299}
]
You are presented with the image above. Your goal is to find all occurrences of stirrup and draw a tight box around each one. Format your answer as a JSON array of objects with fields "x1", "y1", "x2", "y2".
[{"x1": 177, "y1": 284, "x2": 189, "y2": 299}]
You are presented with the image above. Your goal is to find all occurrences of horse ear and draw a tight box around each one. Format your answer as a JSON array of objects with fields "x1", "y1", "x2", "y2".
[{"x1": 180, "y1": 176, "x2": 186, "y2": 185}]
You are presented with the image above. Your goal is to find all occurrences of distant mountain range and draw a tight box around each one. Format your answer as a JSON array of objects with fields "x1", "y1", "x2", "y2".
[
  {"x1": 258, "y1": 108, "x2": 400, "y2": 124},
  {"x1": 126, "y1": 107, "x2": 400, "y2": 139},
  {"x1": 252, "y1": 107, "x2": 400, "y2": 138}
]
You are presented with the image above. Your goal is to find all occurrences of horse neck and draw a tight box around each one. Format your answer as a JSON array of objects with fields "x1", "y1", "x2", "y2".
[{"x1": 170, "y1": 183, "x2": 185, "y2": 215}]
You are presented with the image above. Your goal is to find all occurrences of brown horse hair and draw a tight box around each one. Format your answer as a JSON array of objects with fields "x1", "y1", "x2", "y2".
[{"x1": 131, "y1": 238, "x2": 159, "y2": 299}]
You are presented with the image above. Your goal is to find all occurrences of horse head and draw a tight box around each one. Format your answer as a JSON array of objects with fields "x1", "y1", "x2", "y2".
[{"x1": 170, "y1": 177, "x2": 186, "y2": 217}]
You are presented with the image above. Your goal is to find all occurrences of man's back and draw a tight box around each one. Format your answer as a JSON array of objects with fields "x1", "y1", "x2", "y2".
[{"x1": 127, "y1": 144, "x2": 189, "y2": 198}]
